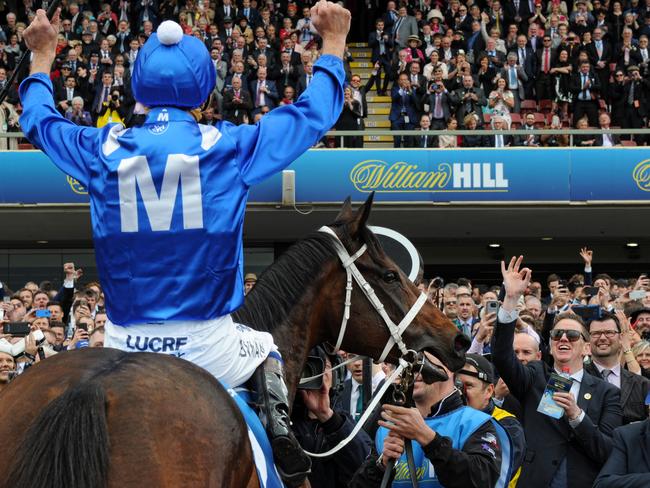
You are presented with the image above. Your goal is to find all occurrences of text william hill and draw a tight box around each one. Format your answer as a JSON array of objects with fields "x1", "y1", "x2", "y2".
[{"x1": 349, "y1": 160, "x2": 509, "y2": 193}]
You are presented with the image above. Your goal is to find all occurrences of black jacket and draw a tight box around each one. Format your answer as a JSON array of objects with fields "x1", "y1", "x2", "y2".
[
  {"x1": 293, "y1": 409, "x2": 372, "y2": 488},
  {"x1": 594, "y1": 418, "x2": 650, "y2": 487},
  {"x1": 585, "y1": 361, "x2": 650, "y2": 425},
  {"x1": 493, "y1": 317, "x2": 622, "y2": 488},
  {"x1": 349, "y1": 391, "x2": 502, "y2": 488}
]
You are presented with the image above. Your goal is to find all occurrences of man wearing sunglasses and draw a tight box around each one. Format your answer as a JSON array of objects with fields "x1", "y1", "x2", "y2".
[{"x1": 493, "y1": 256, "x2": 622, "y2": 488}]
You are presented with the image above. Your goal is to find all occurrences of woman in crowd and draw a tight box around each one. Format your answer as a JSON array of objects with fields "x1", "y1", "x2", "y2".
[
  {"x1": 573, "y1": 116, "x2": 596, "y2": 146},
  {"x1": 461, "y1": 114, "x2": 485, "y2": 148},
  {"x1": 438, "y1": 117, "x2": 459, "y2": 148},
  {"x1": 488, "y1": 76, "x2": 514, "y2": 128},
  {"x1": 335, "y1": 86, "x2": 363, "y2": 148},
  {"x1": 632, "y1": 341, "x2": 650, "y2": 378},
  {"x1": 475, "y1": 54, "x2": 497, "y2": 97},
  {"x1": 64, "y1": 96, "x2": 93, "y2": 127},
  {"x1": 541, "y1": 115, "x2": 570, "y2": 147},
  {"x1": 550, "y1": 48, "x2": 573, "y2": 119}
]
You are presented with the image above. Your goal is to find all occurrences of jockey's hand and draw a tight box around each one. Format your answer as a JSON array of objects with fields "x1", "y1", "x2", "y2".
[
  {"x1": 23, "y1": 8, "x2": 60, "y2": 57},
  {"x1": 311, "y1": 0, "x2": 350, "y2": 58}
]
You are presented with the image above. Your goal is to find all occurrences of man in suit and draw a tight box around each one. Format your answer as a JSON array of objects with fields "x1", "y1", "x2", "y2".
[
  {"x1": 55, "y1": 73, "x2": 81, "y2": 115},
  {"x1": 587, "y1": 27, "x2": 612, "y2": 98},
  {"x1": 368, "y1": 19, "x2": 393, "y2": 95},
  {"x1": 486, "y1": 116, "x2": 514, "y2": 147},
  {"x1": 511, "y1": 34, "x2": 537, "y2": 98},
  {"x1": 483, "y1": 37, "x2": 506, "y2": 70},
  {"x1": 594, "y1": 417, "x2": 650, "y2": 487},
  {"x1": 295, "y1": 61, "x2": 315, "y2": 96},
  {"x1": 493, "y1": 256, "x2": 622, "y2": 488},
  {"x1": 586, "y1": 311, "x2": 650, "y2": 424},
  {"x1": 223, "y1": 75, "x2": 253, "y2": 125},
  {"x1": 392, "y1": 5, "x2": 418, "y2": 49},
  {"x1": 422, "y1": 78, "x2": 452, "y2": 130},
  {"x1": 594, "y1": 113, "x2": 622, "y2": 147},
  {"x1": 571, "y1": 60, "x2": 601, "y2": 127},
  {"x1": 455, "y1": 292, "x2": 478, "y2": 339},
  {"x1": 249, "y1": 66, "x2": 279, "y2": 112},
  {"x1": 410, "y1": 114, "x2": 437, "y2": 148},
  {"x1": 216, "y1": 0, "x2": 238, "y2": 29},
  {"x1": 536, "y1": 34, "x2": 556, "y2": 101},
  {"x1": 516, "y1": 112, "x2": 541, "y2": 146},
  {"x1": 451, "y1": 74, "x2": 487, "y2": 127},
  {"x1": 277, "y1": 51, "x2": 299, "y2": 90},
  {"x1": 389, "y1": 72, "x2": 420, "y2": 147},
  {"x1": 240, "y1": 0, "x2": 261, "y2": 29},
  {"x1": 622, "y1": 65, "x2": 650, "y2": 134},
  {"x1": 504, "y1": 0, "x2": 533, "y2": 31},
  {"x1": 499, "y1": 52, "x2": 527, "y2": 113}
]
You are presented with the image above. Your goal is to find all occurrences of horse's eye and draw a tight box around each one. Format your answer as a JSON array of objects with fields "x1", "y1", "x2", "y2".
[{"x1": 383, "y1": 271, "x2": 399, "y2": 283}]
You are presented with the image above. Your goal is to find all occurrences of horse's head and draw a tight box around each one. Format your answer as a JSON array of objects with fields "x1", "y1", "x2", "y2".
[{"x1": 325, "y1": 195, "x2": 469, "y2": 375}]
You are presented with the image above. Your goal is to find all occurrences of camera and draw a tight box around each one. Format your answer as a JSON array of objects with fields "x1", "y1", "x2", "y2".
[
  {"x1": 297, "y1": 355, "x2": 325, "y2": 390},
  {"x1": 3, "y1": 322, "x2": 31, "y2": 336},
  {"x1": 111, "y1": 93, "x2": 120, "y2": 101}
]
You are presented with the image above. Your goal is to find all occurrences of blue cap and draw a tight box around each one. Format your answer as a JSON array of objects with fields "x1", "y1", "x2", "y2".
[{"x1": 131, "y1": 21, "x2": 215, "y2": 109}]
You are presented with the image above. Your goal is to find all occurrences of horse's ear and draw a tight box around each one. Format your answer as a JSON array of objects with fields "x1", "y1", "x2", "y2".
[
  {"x1": 348, "y1": 192, "x2": 374, "y2": 237},
  {"x1": 335, "y1": 196, "x2": 354, "y2": 222}
]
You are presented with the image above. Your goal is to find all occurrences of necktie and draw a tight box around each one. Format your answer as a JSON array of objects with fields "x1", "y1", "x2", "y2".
[
  {"x1": 497, "y1": 134, "x2": 503, "y2": 147},
  {"x1": 602, "y1": 369, "x2": 612, "y2": 383},
  {"x1": 434, "y1": 93, "x2": 443, "y2": 118},
  {"x1": 520, "y1": 48, "x2": 525, "y2": 63},
  {"x1": 510, "y1": 67, "x2": 517, "y2": 87},
  {"x1": 103, "y1": 86, "x2": 109, "y2": 104},
  {"x1": 544, "y1": 48, "x2": 550, "y2": 73},
  {"x1": 596, "y1": 40, "x2": 602, "y2": 58},
  {"x1": 422, "y1": 134, "x2": 427, "y2": 148},
  {"x1": 355, "y1": 385, "x2": 364, "y2": 422},
  {"x1": 628, "y1": 82, "x2": 635, "y2": 105},
  {"x1": 244, "y1": 8, "x2": 249, "y2": 19},
  {"x1": 307, "y1": 74, "x2": 312, "y2": 85}
]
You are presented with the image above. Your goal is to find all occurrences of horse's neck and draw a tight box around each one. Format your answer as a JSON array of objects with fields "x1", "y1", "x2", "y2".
[{"x1": 271, "y1": 264, "x2": 341, "y2": 403}]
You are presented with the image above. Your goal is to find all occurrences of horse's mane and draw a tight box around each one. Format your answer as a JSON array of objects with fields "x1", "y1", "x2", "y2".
[{"x1": 233, "y1": 231, "x2": 339, "y2": 332}]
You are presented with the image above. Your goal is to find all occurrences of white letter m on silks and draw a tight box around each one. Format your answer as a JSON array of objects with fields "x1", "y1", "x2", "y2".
[{"x1": 118, "y1": 154, "x2": 204, "y2": 232}]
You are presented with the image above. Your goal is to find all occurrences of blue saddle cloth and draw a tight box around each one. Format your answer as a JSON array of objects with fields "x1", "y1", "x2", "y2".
[{"x1": 224, "y1": 385, "x2": 285, "y2": 488}]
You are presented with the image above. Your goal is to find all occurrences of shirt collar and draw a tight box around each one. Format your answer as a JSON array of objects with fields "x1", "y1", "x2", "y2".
[
  {"x1": 595, "y1": 362, "x2": 620, "y2": 377},
  {"x1": 144, "y1": 107, "x2": 196, "y2": 125}
]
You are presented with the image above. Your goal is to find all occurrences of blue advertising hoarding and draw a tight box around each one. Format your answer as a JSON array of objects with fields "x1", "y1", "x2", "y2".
[{"x1": 0, "y1": 148, "x2": 649, "y2": 204}]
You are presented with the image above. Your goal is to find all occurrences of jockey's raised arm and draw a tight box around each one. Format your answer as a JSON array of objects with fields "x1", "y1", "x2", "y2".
[{"x1": 19, "y1": 3, "x2": 351, "y2": 487}]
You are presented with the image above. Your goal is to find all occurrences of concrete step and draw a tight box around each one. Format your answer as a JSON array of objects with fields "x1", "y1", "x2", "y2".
[
  {"x1": 364, "y1": 120, "x2": 391, "y2": 128},
  {"x1": 366, "y1": 113, "x2": 391, "y2": 122},
  {"x1": 366, "y1": 95, "x2": 391, "y2": 103},
  {"x1": 364, "y1": 135, "x2": 394, "y2": 142},
  {"x1": 367, "y1": 102, "x2": 391, "y2": 109},
  {"x1": 350, "y1": 51, "x2": 372, "y2": 59},
  {"x1": 349, "y1": 61, "x2": 375, "y2": 69},
  {"x1": 368, "y1": 107, "x2": 390, "y2": 115},
  {"x1": 348, "y1": 42, "x2": 369, "y2": 48},
  {"x1": 364, "y1": 142, "x2": 395, "y2": 148}
]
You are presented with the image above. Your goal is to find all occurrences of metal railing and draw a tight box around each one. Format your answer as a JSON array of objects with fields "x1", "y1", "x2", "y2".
[{"x1": 1, "y1": 128, "x2": 649, "y2": 148}]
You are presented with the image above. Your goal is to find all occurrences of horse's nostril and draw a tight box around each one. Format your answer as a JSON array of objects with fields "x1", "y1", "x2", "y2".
[{"x1": 454, "y1": 333, "x2": 471, "y2": 355}]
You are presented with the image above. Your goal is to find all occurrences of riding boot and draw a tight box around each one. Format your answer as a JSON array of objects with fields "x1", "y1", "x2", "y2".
[{"x1": 252, "y1": 356, "x2": 311, "y2": 488}]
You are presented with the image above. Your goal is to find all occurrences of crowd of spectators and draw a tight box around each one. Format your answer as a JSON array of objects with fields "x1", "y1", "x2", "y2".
[
  {"x1": 0, "y1": 1, "x2": 649, "y2": 149},
  {"x1": 2, "y1": 247, "x2": 650, "y2": 486}
]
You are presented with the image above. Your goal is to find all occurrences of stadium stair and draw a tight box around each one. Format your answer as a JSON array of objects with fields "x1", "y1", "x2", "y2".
[{"x1": 348, "y1": 42, "x2": 393, "y2": 148}]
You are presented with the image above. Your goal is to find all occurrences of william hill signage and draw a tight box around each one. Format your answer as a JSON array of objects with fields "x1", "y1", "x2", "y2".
[{"x1": 349, "y1": 160, "x2": 509, "y2": 193}]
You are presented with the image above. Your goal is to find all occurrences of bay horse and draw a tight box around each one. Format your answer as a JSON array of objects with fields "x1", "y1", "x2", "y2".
[{"x1": 0, "y1": 196, "x2": 467, "y2": 488}]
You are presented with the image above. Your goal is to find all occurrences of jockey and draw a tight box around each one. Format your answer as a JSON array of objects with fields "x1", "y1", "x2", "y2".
[{"x1": 19, "y1": 3, "x2": 350, "y2": 487}]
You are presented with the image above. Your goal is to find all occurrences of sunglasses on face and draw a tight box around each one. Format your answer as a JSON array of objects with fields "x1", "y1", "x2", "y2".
[{"x1": 550, "y1": 329, "x2": 585, "y2": 342}]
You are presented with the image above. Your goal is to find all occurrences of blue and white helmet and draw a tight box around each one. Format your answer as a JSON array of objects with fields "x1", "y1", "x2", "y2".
[{"x1": 131, "y1": 21, "x2": 216, "y2": 109}]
